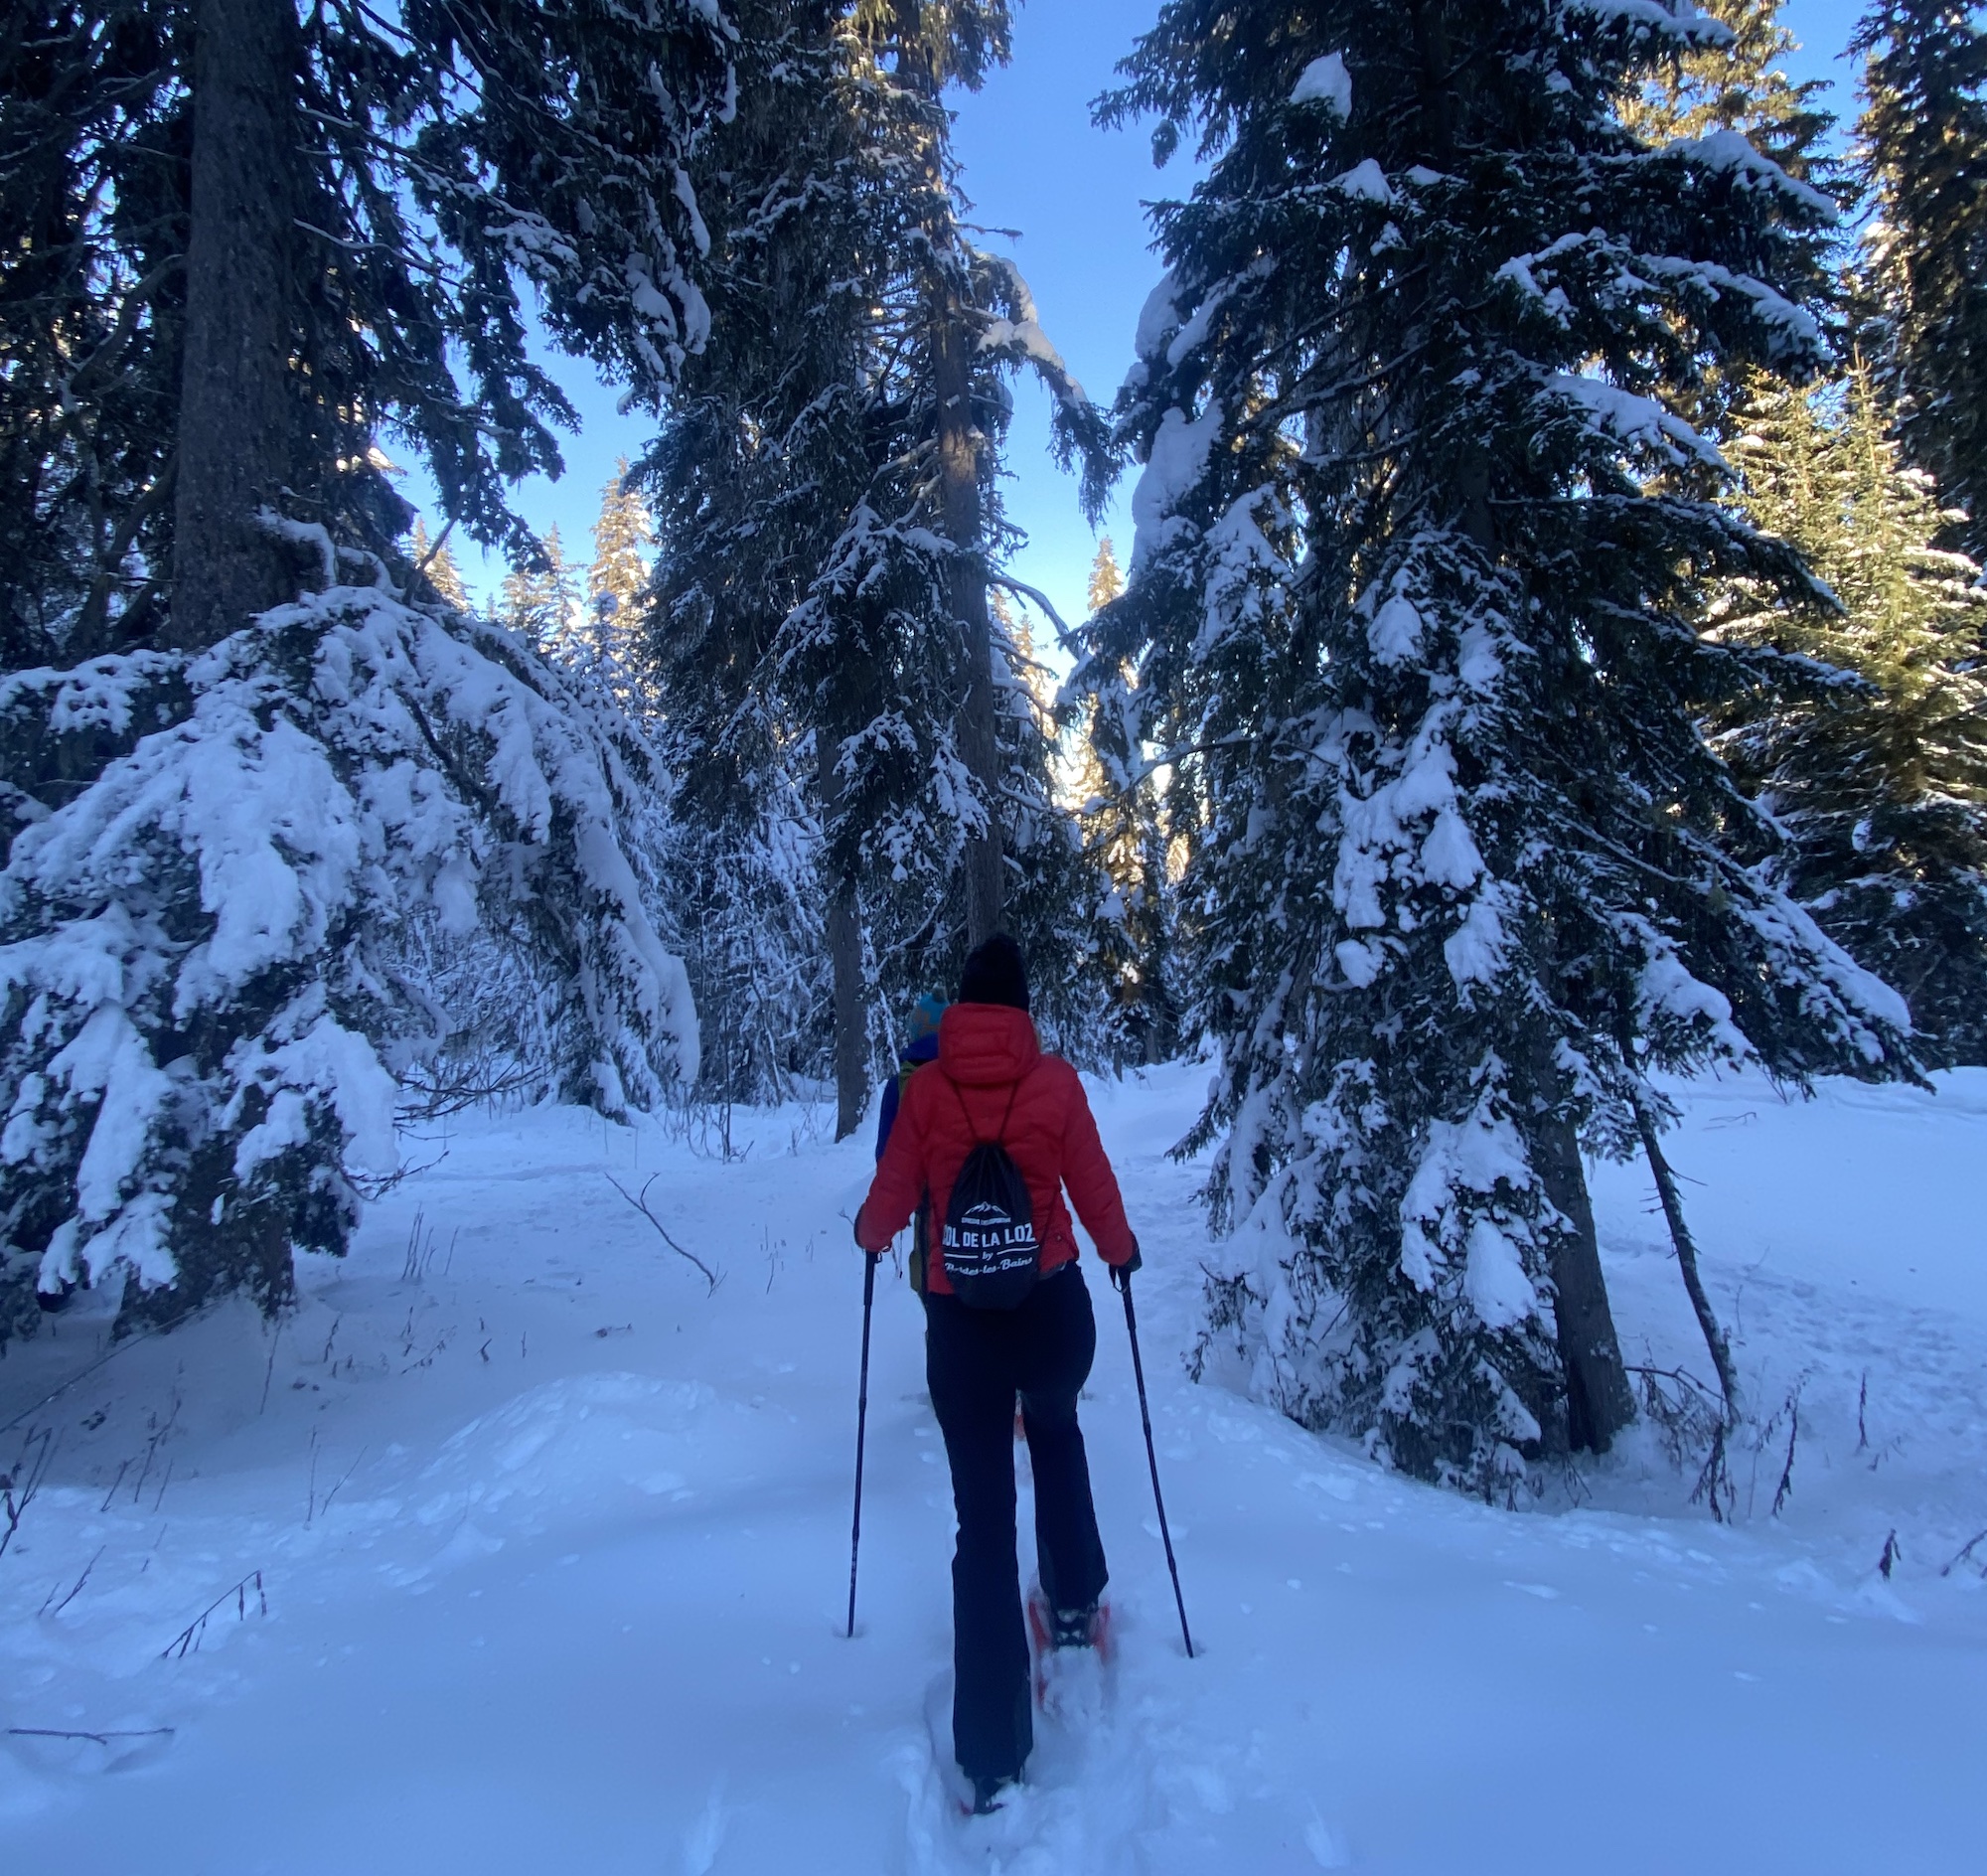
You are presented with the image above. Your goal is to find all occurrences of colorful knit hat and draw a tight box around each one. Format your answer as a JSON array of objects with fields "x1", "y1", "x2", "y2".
[{"x1": 906, "y1": 993, "x2": 947, "y2": 1043}]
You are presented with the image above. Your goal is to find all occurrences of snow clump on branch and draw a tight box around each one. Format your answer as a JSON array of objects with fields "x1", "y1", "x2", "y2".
[{"x1": 0, "y1": 584, "x2": 695, "y2": 1340}]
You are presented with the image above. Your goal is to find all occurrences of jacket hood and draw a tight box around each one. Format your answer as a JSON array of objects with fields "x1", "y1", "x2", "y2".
[
  {"x1": 900, "y1": 1032, "x2": 940, "y2": 1066},
  {"x1": 938, "y1": 1003, "x2": 1041, "y2": 1086}
]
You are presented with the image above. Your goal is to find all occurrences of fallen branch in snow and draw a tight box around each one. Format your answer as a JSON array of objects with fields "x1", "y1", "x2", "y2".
[
  {"x1": 1629, "y1": 1364, "x2": 1732, "y2": 1521},
  {"x1": 1939, "y1": 1529, "x2": 1987, "y2": 1578},
  {"x1": 161, "y1": 1569, "x2": 266, "y2": 1659},
  {"x1": 606, "y1": 1175, "x2": 722, "y2": 1295},
  {"x1": 1, "y1": 1426, "x2": 56, "y2": 1560},
  {"x1": 7, "y1": 1727, "x2": 175, "y2": 1747},
  {"x1": 40, "y1": 1544, "x2": 104, "y2": 1618},
  {"x1": 0, "y1": 1304, "x2": 211, "y2": 1438},
  {"x1": 1627, "y1": 1081, "x2": 1743, "y2": 1424}
]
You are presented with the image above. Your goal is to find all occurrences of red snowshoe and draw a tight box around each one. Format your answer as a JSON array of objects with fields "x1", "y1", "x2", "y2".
[{"x1": 1026, "y1": 1586, "x2": 1113, "y2": 1708}]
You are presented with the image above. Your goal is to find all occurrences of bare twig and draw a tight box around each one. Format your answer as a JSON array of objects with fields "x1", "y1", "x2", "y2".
[
  {"x1": 1770, "y1": 1395, "x2": 1801, "y2": 1518},
  {"x1": 605, "y1": 1175, "x2": 722, "y2": 1294},
  {"x1": 1629, "y1": 1364, "x2": 1732, "y2": 1520},
  {"x1": 1940, "y1": 1528, "x2": 1987, "y2": 1578},
  {"x1": 1878, "y1": 1530, "x2": 1902, "y2": 1580},
  {"x1": 409, "y1": 514, "x2": 457, "y2": 591},
  {"x1": 41, "y1": 1544, "x2": 105, "y2": 1618},
  {"x1": 97, "y1": 1459, "x2": 130, "y2": 1513},
  {"x1": 1, "y1": 1427, "x2": 57, "y2": 1560},
  {"x1": 8, "y1": 1727, "x2": 175, "y2": 1746},
  {"x1": 0, "y1": 1303, "x2": 212, "y2": 1438},
  {"x1": 161, "y1": 1570, "x2": 266, "y2": 1659},
  {"x1": 129, "y1": 1380, "x2": 182, "y2": 1507},
  {"x1": 316, "y1": 1448, "x2": 365, "y2": 1521}
]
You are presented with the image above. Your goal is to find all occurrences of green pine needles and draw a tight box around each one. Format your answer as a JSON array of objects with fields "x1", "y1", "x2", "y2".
[
  {"x1": 1716, "y1": 364, "x2": 1987, "y2": 1065},
  {"x1": 1089, "y1": 0, "x2": 1916, "y2": 1493}
]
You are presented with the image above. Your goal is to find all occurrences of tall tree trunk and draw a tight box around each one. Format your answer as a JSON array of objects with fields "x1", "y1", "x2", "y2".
[
  {"x1": 892, "y1": 0, "x2": 1003, "y2": 945},
  {"x1": 1524, "y1": 1033, "x2": 1636, "y2": 1453},
  {"x1": 819, "y1": 737, "x2": 869, "y2": 1141},
  {"x1": 933, "y1": 308, "x2": 1004, "y2": 946},
  {"x1": 1533, "y1": 1110, "x2": 1636, "y2": 1451},
  {"x1": 170, "y1": 0, "x2": 298, "y2": 653}
]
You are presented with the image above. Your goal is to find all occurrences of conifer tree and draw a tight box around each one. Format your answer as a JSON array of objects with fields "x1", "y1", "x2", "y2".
[
  {"x1": 1093, "y1": 0, "x2": 1913, "y2": 1491},
  {"x1": 1, "y1": 0, "x2": 734, "y2": 665},
  {"x1": 0, "y1": 0, "x2": 730, "y2": 1339},
  {"x1": 586, "y1": 460, "x2": 655, "y2": 704},
  {"x1": 1716, "y1": 363, "x2": 1987, "y2": 1064},
  {"x1": 1089, "y1": 538, "x2": 1126, "y2": 616},
  {"x1": 1854, "y1": 1, "x2": 1987, "y2": 552},
  {"x1": 498, "y1": 527, "x2": 580, "y2": 652},
  {"x1": 647, "y1": 0, "x2": 1112, "y2": 1133},
  {"x1": 1077, "y1": 539, "x2": 1181, "y2": 1062},
  {"x1": 991, "y1": 591, "x2": 1126, "y2": 1055},
  {"x1": 409, "y1": 519, "x2": 470, "y2": 613},
  {"x1": 1620, "y1": 0, "x2": 1837, "y2": 179}
]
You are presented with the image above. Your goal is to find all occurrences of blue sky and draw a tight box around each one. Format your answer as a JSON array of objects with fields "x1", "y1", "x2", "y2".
[{"x1": 420, "y1": 0, "x2": 1873, "y2": 629}]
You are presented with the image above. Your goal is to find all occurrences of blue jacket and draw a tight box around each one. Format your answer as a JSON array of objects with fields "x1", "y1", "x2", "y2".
[{"x1": 874, "y1": 1031, "x2": 941, "y2": 1161}]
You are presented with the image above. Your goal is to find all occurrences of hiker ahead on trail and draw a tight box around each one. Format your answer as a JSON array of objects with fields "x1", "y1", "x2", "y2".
[{"x1": 854, "y1": 934, "x2": 1142, "y2": 1813}]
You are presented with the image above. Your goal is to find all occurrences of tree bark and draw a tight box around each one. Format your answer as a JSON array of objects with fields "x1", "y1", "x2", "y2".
[
  {"x1": 170, "y1": 0, "x2": 299, "y2": 653},
  {"x1": 892, "y1": 1, "x2": 1003, "y2": 945},
  {"x1": 1530, "y1": 1098, "x2": 1637, "y2": 1453},
  {"x1": 933, "y1": 309, "x2": 1004, "y2": 946},
  {"x1": 819, "y1": 736, "x2": 869, "y2": 1142}
]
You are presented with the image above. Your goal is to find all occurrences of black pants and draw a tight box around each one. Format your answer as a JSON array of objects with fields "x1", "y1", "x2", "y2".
[{"x1": 925, "y1": 1263, "x2": 1109, "y2": 1783}]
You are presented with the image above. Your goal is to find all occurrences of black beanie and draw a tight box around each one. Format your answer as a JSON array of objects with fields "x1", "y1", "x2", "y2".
[{"x1": 959, "y1": 933, "x2": 1030, "y2": 1013}]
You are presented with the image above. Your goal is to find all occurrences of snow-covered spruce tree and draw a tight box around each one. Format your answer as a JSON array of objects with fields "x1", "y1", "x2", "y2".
[
  {"x1": 497, "y1": 527, "x2": 582, "y2": 655},
  {"x1": 1619, "y1": 0, "x2": 1838, "y2": 179},
  {"x1": 1854, "y1": 1, "x2": 1987, "y2": 554},
  {"x1": 1, "y1": 0, "x2": 184, "y2": 671},
  {"x1": 646, "y1": 0, "x2": 1115, "y2": 1132},
  {"x1": 0, "y1": 586, "x2": 700, "y2": 1337},
  {"x1": 644, "y1": 3, "x2": 908, "y2": 1126},
  {"x1": 581, "y1": 460, "x2": 657, "y2": 711},
  {"x1": 1714, "y1": 363, "x2": 1987, "y2": 1064},
  {"x1": 1613, "y1": 0, "x2": 1846, "y2": 448},
  {"x1": 2, "y1": 0, "x2": 734, "y2": 670},
  {"x1": 1091, "y1": 0, "x2": 1915, "y2": 1490},
  {"x1": 990, "y1": 593, "x2": 1128, "y2": 1060},
  {"x1": 1075, "y1": 540, "x2": 1184, "y2": 1064},
  {"x1": 0, "y1": 0, "x2": 731, "y2": 1339},
  {"x1": 408, "y1": 521, "x2": 471, "y2": 613}
]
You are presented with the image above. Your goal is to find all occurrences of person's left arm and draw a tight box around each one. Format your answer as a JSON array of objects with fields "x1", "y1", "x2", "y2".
[{"x1": 1058, "y1": 1070, "x2": 1139, "y2": 1268}]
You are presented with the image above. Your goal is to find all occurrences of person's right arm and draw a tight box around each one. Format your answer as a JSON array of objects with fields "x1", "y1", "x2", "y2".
[{"x1": 856, "y1": 1076, "x2": 925, "y2": 1251}]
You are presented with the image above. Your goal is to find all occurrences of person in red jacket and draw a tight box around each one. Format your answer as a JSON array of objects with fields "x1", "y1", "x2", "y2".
[{"x1": 855, "y1": 933, "x2": 1141, "y2": 1813}]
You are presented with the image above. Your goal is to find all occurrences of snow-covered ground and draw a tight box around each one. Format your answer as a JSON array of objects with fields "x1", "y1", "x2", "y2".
[{"x1": 3, "y1": 1063, "x2": 1983, "y2": 1873}]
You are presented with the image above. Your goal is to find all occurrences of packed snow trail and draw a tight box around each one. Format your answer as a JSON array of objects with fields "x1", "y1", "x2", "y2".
[{"x1": 3, "y1": 1066, "x2": 1984, "y2": 1872}]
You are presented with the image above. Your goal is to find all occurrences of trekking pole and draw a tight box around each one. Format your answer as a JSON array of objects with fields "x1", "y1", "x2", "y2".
[
  {"x1": 845, "y1": 1249, "x2": 878, "y2": 1641},
  {"x1": 1118, "y1": 1271, "x2": 1195, "y2": 1658}
]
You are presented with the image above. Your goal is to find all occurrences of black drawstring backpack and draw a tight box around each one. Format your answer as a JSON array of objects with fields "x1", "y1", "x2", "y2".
[{"x1": 939, "y1": 1071, "x2": 1040, "y2": 1309}]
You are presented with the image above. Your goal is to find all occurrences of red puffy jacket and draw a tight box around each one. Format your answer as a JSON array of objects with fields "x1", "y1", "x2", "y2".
[{"x1": 855, "y1": 1004, "x2": 1137, "y2": 1294}]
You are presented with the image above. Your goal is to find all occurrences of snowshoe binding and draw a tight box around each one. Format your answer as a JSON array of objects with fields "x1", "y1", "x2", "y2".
[
  {"x1": 1026, "y1": 1586, "x2": 1113, "y2": 1712},
  {"x1": 966, "y1": 1772, "x2": 1017, "y2": 1817}
]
